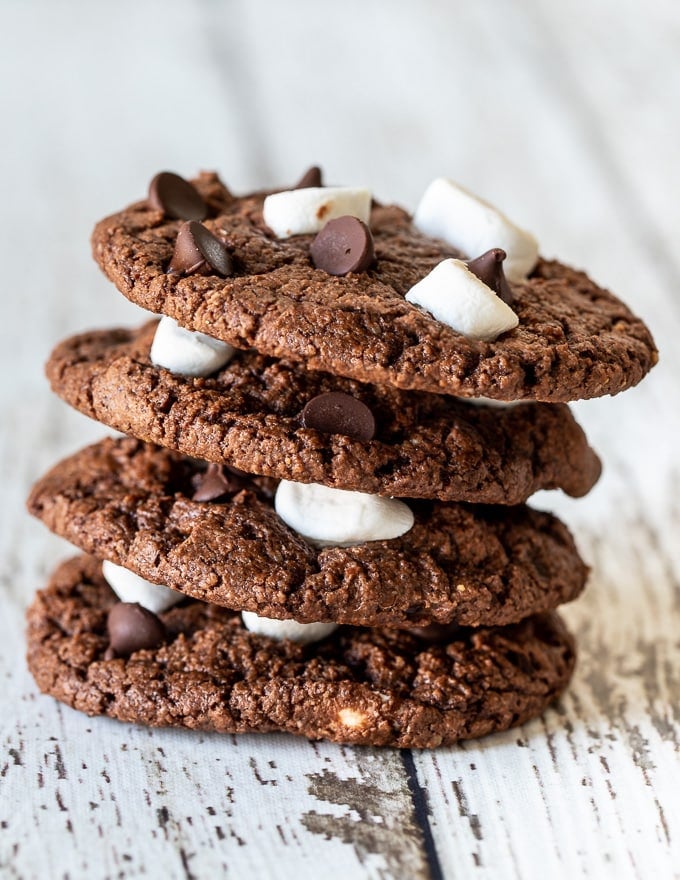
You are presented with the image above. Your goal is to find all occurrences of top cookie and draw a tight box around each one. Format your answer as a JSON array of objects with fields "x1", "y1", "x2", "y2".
[{"x1": 91, "y1": 171, "x2": 657, "y2": 402}]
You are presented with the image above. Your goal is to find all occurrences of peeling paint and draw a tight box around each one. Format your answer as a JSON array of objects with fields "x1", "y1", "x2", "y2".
[{"x1": 303, "y1": 755, "x2": 430, "y2": 880}]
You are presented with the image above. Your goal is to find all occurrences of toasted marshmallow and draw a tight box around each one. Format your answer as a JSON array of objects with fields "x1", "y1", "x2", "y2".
[
  {"x1": 275, "y1": 480, "x2": 414, "y2": 547},
  {"x1": 405, "y1": 258, "x2": 519, "y2": 342},
  {"x1": 150, "y1": 316, "x2": 235, "y2": 377},
  {"x1": 263, "y1": 187, "x2": 371, "y2": 239},
  {"x1": 414, "y1": 178, "x2": 538, "y2": 282},
  {"x1": 241, "y1": 612, "x2": 337, "y2": 645},
  {"x1": 102, "y1": 560, "x2": 183, "y2": 615}
]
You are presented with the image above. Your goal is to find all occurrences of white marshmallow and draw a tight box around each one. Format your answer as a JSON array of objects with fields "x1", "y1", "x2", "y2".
[
  {"x1": 274, "y1": 480, "x2": 414, "y2": 547},
  {"x1": 405, "y1": 258, "x2": 519, "y2": 342},
  {"x1": 414, "y1": 178, "x2": 538, "y2": 282},
  {"x1": 150, "y1": 316, "x2": 235, "y2": 377},
  {"x1": 241, "y1": 611, "x2": 337, "y2": 645},
  {"x1": 263, "y1": 187, "x2": 371, "y2": 239},
  {"x1": 102, "y1": 560, "x2": 183, "y2": 614}
]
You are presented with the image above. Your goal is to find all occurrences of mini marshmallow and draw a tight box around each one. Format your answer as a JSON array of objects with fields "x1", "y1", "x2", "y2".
[
  {"x1": 414, "y1": 178, "x2": 538, "y2": 282},
  {"x1": 150, "y1": 316, "x2": 235, "y2": 377},
  {"x1": 405, "y1": 258, "x2": 519, "y2": 342},
  {"x1": 102, "y1": 560, "x2": 183, "y2": 615},
  {"x1": 241, "y1": 611, "x2": 337, "y2": 645},
  {"x1": 263, "y1": 187, "x2": 371, "y2": 239},
  {"x1": 275, "y1": 480, "x2": 414, "y2": 547}
]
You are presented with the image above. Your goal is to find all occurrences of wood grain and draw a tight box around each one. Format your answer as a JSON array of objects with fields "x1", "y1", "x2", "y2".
[{"x1": 1, "y1": 1, "x2": 678, "y2": 878}]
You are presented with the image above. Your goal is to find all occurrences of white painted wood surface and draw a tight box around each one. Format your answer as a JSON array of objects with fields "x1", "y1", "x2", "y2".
[{"x1": 1, "y1": 2, "x2": 678, "y2": 877}]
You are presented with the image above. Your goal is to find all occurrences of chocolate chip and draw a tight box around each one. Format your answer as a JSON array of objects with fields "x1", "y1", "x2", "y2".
[
  {"x1": 310, "y1": 216, "x2": 375, "y2": 276},
  {"x1": 167, "y1": 221, "x2": 233, "y2": 276},
  {"x1": 302, "y1": 392, "x2": 376, "y2": 441},
  {"x1": 148, "y1": 172, "x2": 208, "y2": 221},
  {"x1": 407, "y1": 622, "x2": 466, "y2": 645},
  {"x1": 294, "y1": 166, "x2": 323, "y2": 189},
  {"x1": 106, "y1": 603, "x2": 167, "y2": 657},
  {"x1": 467, "y1": 248, "x2": 513, "y2": 304},
  {"x1": 192, "y1": 463, "x2": 247, "y2": 502}
]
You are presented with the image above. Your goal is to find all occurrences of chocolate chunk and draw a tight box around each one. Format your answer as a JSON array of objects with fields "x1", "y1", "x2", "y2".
[
  {"x1": 302, "y1": 391, "x2": 376, "y2": 441},
  {"x1": 467, "y1": 248, "x2": 513, "y2": 304},
  {"x1": 294, "y1": 166, "x2": 323, "y2": 189},
  {"x1": 167, "y1": 221, "x2": 233, "y2": 276},
  {"x1": 407, "y1": 622, "x2": 467, "y2": 644},
  {"x1": 191, "y1": 462, "x2": 276, "y2": 504},
  {"x1": 106, "y1": 602, "x2": 167, "y2": 657},
  {"x1": 192, "y1": 463, "x2": 245, "y2": 502},
  {"x1": 310, "y1": 216, "x2": 375, "y2": 276},
  {"x1": 148, "y1": 172, "x2": 208, "y2": 221}
]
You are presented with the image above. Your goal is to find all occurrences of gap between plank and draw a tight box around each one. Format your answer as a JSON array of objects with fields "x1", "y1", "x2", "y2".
[{"x1": 401, "y1": 750, "x2": 445, "y2": 880}]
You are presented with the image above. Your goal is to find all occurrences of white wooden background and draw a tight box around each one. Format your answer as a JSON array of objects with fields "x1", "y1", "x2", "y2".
[{"x1": 1, "y1": 2, "x2": 679, "y2": 878}]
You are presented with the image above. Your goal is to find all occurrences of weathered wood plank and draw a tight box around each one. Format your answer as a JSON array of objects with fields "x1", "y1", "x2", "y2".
[
  {"x1": 0, "y1": 400, "x2": 428, "y2": 880},
  {"x1": 0, "y1": 4, "x2": 424, "y2": 878},
  {"x1": 404, "y1": 2, "x2": 680, "y2": 875},
  {"x1": 1, "y1": 0, "x2": 679, "y2": 877},
  {"x1": 411, "y1": 514, "x2": 680, "y2": 880}
]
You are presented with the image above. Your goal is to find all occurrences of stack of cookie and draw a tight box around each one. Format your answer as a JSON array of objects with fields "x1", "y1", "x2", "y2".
[{"x1": 26, "y1": 169, "x2": 656, "y2": 747}]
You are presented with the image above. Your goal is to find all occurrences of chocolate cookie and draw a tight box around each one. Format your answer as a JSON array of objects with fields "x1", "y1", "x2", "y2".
[
  {"x1": 26, "y1": 556, "x2": 576, "y2": 748},
  {"x1": 27, "y1": 437, "x2": 588, "y2": 628},
  {"x1": 91, "y1": 172, "x2": 657, "y2": 402},
  {"x1": 46, "y1": 322, "x2": 601, "y2": 504}
]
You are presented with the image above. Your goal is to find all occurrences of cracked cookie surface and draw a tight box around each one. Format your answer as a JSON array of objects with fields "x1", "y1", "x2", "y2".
[
  {"x1": 91, "y1": 172, "x2": 657, "y2": 401},
  {"x1": 26, "y1": 556, "x2": 576, "y2": 748},
  {"x1": 27, "y1": 437, "x2": 588, "y2": 628},
  {"x1": 47, "y1": 321, "x2": 601, "y2": 503}
]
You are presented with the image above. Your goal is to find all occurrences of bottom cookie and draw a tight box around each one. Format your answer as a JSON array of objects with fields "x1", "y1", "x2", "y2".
[{"x1": 27, "y1": 556, "x2": 576, "y2": 748}]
